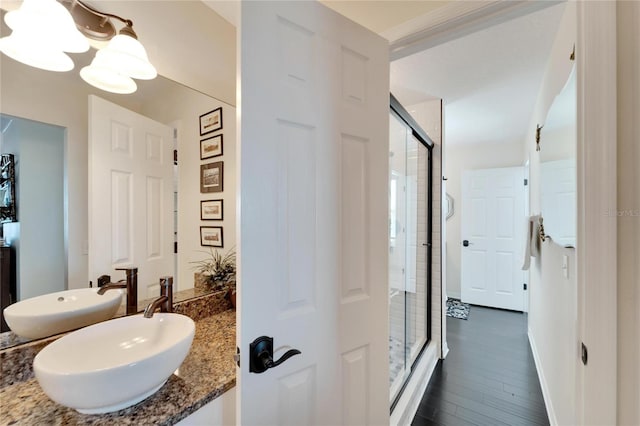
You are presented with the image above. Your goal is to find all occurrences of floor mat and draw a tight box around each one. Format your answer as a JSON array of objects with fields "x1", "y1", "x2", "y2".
[{"x1": 446, "y1": 298, "x2": 470, "y2": 320}]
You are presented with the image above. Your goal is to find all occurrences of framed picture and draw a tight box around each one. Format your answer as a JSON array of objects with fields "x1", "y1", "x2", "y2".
[
  {"x1": 201, "y1": 199, "x2": 223, "y2": 220},
  {"x1": 201, "y1": 161, "x2": 223, "y2": 193},
  {"x1": 199, "y1": 107, "x2": 223, "y2": 136},
  {"x1": 200, "y1": 226, "x2": 223, "y2": 247},
  {"x1": 200, "y1": 134, "x2": 223, "y2": 159}
]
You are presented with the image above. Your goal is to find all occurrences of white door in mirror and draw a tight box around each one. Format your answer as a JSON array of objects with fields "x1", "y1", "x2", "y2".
[
  {"x1": 89, "y1": 95, "x2": 175, "y2": 300},
  {"x1": 33, "y1": 313, "x2": 195, "y2": 414},
  {"x1": 3, "y1": 288, "x2": 122, "y2": 339}
]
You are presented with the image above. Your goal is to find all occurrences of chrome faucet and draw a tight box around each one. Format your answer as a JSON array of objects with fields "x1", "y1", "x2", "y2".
[
  {"x1": 143, "y1": 276, "x2": 173, "y2": 318},
  {"x1": 97, "y1": 267, "x2": 138, "y2": 315}
]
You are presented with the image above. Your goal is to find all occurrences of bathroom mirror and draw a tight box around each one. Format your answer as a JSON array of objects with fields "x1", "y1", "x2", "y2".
[
  {"x1": 0, "y1": 13, "x2": 234, "y2": 346},
  {"x1": 539, "y1": 65, "x2": 576, "y2": 247}
]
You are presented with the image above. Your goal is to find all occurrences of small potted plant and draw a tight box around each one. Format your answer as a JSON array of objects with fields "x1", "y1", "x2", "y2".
[{"x1": 191, "y1": 248, "x2": 236, "y2": 306}]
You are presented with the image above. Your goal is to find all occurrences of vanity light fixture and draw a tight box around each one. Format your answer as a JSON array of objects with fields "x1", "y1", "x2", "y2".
[
  {"x1": 0, "y1": 0, "x2": 156, "y2": 94},
  {"x1": 0, "y1": 0, "x2": 89, "y2": 72},
  {"x1": 65, "y1": 0, "x2": 157, "y2": 94}
]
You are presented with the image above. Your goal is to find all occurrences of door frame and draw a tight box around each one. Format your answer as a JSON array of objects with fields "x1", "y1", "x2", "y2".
[
  {"x1": 574, "y1": 2, "x2": 617, "y2": 424},
  {"x1": 385, "y1": 2, "x2": 618, "y2": 425}
]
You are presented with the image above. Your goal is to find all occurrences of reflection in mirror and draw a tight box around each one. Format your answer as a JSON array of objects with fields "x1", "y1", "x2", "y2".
[
  {"x1": 0, "y1": 153, "x2": 17, "y2": 223},
  {"x1": 540, "y1": 65, "x2": 576, "y2": 247},
  {"x1": 0, "y1": 41, "x2": 234, "y2": 346}
]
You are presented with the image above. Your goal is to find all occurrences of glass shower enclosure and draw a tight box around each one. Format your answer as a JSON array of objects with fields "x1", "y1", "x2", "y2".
[{"x1": 389, "y1": 98, "x2": 432, "y2": 405}]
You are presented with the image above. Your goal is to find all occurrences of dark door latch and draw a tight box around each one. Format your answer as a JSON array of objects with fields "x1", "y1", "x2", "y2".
[
  {"x1": 249, "y1": 336, "x2": 301, "y2": 374},
  {"x1": 463, "y1": 240, "x2": 470, "y2": 247}
]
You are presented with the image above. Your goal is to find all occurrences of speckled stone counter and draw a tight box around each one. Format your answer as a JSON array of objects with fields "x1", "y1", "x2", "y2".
[{"x1": 0, "y1": 310, "x2": 236, "y2": 426}]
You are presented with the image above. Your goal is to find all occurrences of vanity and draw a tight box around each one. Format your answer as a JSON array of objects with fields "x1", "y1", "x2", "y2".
[{"x1": 0, "y1": 290, "x2": 236, "y2": 425}]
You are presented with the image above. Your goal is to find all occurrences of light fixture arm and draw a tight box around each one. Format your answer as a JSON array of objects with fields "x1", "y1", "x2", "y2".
[{"x1": 67, "y1": 0, "x2": 138, "y2": 39}]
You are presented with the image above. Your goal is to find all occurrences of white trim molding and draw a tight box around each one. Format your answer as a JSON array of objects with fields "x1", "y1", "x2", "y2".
[
  {"x1": 575, "y1": 2, "x2": 618, "y2": 425},
  {"x1": 528, "y1": 330, "x2": 558, "y2": 426},
  {"x1": 384, "y1": 0, "x2": 562, "y2": 60}
]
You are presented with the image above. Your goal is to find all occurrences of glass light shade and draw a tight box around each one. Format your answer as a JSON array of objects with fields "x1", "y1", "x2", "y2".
[
  {"x1": 4, "y1": 0, "x2": 89, "y2": 53},
  {"x1": 0, "y1": 31, "x2": 73, "y2": 72},
  {"x1": 96, "y1": 34, "x2": 157, "y2": 80},
  {"x1": 80, "y1": 56, "x2": 137, "y2": 94}
]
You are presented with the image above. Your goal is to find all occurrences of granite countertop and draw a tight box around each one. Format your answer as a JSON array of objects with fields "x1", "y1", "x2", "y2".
[{"x1": 0, "y1": 309, "x2": 236, "y2": 426}]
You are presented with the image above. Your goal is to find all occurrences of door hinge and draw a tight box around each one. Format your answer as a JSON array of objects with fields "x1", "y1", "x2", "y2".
[
  {"x1": 173, "y1": 128, "x2": 178, "y2": 138},
  {"x1": 581, "y1": 342, "x2": 588, "y2": 365},
  {"x1": 234, "y1": 346, "x2": 241, "y2": 367},
  {"x1": 523, "y1": 283, "x2": 527, "y2": 290},
  {"x1": 524, "y1": 178, "x2": 528, "y2": 186}
]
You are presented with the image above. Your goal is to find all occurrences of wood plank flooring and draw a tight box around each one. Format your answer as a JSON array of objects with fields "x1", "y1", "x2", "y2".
[{"x1": 412, "y1": 305, "x2": 549, "y2": 426}]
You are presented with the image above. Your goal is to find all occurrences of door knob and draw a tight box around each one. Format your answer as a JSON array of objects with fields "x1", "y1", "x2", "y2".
[
  {"x1": 249, "y1": 336, "x2": 301, "y2": 374},
  {"x1": 463, "y1": 240, "x2": 472, "y2": 247}
]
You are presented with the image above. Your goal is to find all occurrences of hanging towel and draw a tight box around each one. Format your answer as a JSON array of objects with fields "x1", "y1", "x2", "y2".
[{"x1": 522, "y1": 215, "x2": 542, "y2": 270}]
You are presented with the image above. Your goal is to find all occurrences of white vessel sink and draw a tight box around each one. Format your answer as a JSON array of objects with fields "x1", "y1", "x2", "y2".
[
  {"x1": 34, "y1": 313, "x2": 195, "y2": 414},
  {"x1": 3, "y1": 288, "x2": 123, "y2": 339}
]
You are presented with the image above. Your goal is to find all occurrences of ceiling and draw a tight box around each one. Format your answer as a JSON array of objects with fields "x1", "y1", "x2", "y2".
[
  {"x1": 391, "y1": 3, "x2": 566, "y2": 147},
  {"x1": 202, "y1": 0, "x2": 450, "y2": 32},
  {"x1": 320, "y1": 0, "x2": 448, "y2": 33}
]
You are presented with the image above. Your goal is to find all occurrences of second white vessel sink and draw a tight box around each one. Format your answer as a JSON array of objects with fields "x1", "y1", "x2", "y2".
[
  {"x1": 34, "y1": 313, "x2": 195, "y2": 414},
  {"x1": 3, "y1": 288, "x2": 123, "y2": 339}
]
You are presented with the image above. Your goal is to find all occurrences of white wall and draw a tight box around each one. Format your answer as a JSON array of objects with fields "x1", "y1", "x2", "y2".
[
  {"x1": 1, "y1": 117, "x2": 66, "y2": 299},
  {"x1": 524, "y1": 3, "x2": 577, "y2": 425},
  {"x1": 616, "y1": 1, "x2": 640, "y2": 424},
  {"x1": 443, "y1": 142, "x2": 524, "y2": 299}
]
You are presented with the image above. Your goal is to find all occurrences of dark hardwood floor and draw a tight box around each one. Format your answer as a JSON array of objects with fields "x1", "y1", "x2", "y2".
[{"x1": 412, "y1": 305, "x2": 549, "y2": 426}]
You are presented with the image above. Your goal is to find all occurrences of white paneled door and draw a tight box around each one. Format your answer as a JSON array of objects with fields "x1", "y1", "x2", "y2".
[
  {"x1": 461, "y1": 167, "x2": 526, "y2": 311},
  {"x1": 89, "y1": 95, "x2": 174, "y2": 299},
  {"x1": 238, "y1": 1, "x2": 389, "y2": 425}
]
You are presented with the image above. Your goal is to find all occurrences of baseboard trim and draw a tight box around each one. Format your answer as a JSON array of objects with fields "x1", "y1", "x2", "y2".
[
  {"x1": 528, "y1": 329, "x2": 557, "y2": 426},
  {"x1": 390, "y1": 342, "x2": 438, "y2": 426},
  {"x1": 447, "y1": 291, "x2": 461, "y2": 300}
]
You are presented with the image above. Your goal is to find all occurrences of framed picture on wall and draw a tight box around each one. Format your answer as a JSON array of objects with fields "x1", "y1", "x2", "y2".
[
  {"x1": 201, "y1": 199, "x2": 223, "y2": 220},
  {"x1": 200, "y1": 226, "x2": 223, "y2": 247},
  {"x1": 199, "y1": 107, "x2": 223, "y2": 136},
  {"x1": 200, "y1": 161, "x2": 223, "y2": 193},
  {"x1": 200, "y1": 134, "x2": 223, "y2": 159}
]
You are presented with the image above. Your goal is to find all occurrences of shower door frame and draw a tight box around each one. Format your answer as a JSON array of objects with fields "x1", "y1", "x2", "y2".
[{"x1": 389, "y1": 94, "x2": 434, "y2": 410}]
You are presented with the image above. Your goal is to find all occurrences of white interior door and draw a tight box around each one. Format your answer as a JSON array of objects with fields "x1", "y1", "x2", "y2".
[
  {"x1": 89, "y1": 95, "x2": 174, "y2": 300},
  {"x1": 461, "y1": 166, "x2": 525, "y2": 311},
  {"x1": 238, "y1": 2, "x2": 389, "y2": 424}
]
